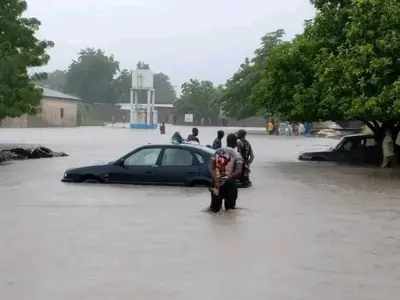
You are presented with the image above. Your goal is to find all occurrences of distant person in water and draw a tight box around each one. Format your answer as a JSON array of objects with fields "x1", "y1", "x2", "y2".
[
  {"x1": 267, "y1": 121, "x2": 274, "y2": 135},
  {"x1": 208, "y1": 133, "x2": 243, "y2": 213},
  {"x1": 236, "y1": 129, "x2": 254, "y2": 188},
  {"x1": 160, "y1": 123, "x2": 165, "y2": 134},
  {"x1": 171, "y1": 132, "x2": 183, "y2": 144},
  {"x1": 187, "y1": 127, "x2": 199, "y2": 143},
  {"x1": 212, "y1": 130, "x2": 224, "y2": 150},
  {"x1": 382, "y1": 129, "x2": 395, "y2": 167}
]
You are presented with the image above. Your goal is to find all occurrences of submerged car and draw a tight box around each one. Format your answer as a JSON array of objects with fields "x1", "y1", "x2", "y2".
[
  {"x1": 298, "y1": 134, "x2": 382, "y2": 165},
  {"x1": 62, "y1": 144, "x2": 216, "y2": 186}
]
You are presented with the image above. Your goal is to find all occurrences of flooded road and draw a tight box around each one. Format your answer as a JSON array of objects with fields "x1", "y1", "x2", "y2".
[{"x1": 1, "y1": 126, "x2": 400, "y2": 300}]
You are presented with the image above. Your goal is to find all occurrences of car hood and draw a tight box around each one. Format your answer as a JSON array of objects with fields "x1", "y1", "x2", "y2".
[
  {"x1": 299, "y1": 148, "x2": 333, "y2": 155},
  {"x1": 65, "y1": 163, "x2": 112, "y2": 174}
]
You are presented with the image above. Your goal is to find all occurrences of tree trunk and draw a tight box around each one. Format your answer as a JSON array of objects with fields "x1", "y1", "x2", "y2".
[{"x1": 361, "y1": 120, "x2": 379, "y2": 135}]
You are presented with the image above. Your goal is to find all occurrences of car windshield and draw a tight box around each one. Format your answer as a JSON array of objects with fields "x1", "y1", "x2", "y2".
[
  {"x1": 334, "y1": 137, "x2": 347, "y2": 150},
  {"x1": 334, "y1": 136, "x2": 367, "y2": 150}
]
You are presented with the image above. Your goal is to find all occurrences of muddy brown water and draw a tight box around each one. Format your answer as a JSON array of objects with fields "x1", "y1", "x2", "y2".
[{"x1": 1, "y1": 126, "x2": 400, "y2": 300}]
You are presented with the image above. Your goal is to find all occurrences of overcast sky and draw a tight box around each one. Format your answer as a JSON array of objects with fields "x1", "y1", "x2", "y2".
[{"x1": 27, "y1": 0, "x2": 314, "y2": 88}]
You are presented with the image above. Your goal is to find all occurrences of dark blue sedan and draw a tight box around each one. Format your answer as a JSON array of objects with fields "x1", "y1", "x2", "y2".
[{"x1": 62, "y1": 143, "x2": 215, "y2": 186}]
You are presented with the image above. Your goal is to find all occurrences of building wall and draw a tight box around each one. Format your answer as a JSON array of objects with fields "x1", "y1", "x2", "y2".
[
  {"x1": 0, "y1": 97, "x2": 78, "y2": 128},
  {"x1": 91, "y1": 103, "x2": 129, "y2": 123},
  {"x1": 1, "y1": 115, "x2": 28, "y2": 128},
  {"x1": 39, "y1": 97, "x2": 78, "y2": 127},
  {"x1": 157, "y1": 107, "x2": 175, "y2": 123},
  {"x1": 101, "y1": 104, "x2": 263, "y2": 127}
]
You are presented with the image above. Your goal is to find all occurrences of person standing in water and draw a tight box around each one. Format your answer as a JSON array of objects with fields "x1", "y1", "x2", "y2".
[
  {"x1": 382, "y1": 129, "x2": 395, "y2": 167},
  {"x1": 187, "y1": 127, "x2": 200, "y2": 143},
  {"x1": 160, "y1": 122, "x2": 165, "y2": 134},
  {"x1": 212, "y1": 130, "x2": 224, "y2": 149},
  {"x1": 171, "y1": 132, "x2": 183, "y2": 144},
  {"x1": 208, "y1": 133, "x2": 243, "y2": 213},
  {"x1": 236, "y1": 129, "x2": 254, "y2": 187},
  {"x1": 268, "y1": 120, "x2": 274, "y2": 135}
]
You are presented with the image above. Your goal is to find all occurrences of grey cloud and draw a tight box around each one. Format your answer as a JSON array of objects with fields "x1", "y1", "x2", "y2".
[{"x1": 27, "y1": 0, "x2": 314, "y2": 88}]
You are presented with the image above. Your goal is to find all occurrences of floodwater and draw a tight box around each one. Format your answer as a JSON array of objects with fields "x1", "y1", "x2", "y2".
[{"x1": 1, "y1": 126, "x2": 400, "y2": 300}]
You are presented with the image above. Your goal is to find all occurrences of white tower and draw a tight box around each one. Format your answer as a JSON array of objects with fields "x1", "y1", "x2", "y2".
[{"x1": 130, "y1": 69, "x2": 157, "y2": 129}]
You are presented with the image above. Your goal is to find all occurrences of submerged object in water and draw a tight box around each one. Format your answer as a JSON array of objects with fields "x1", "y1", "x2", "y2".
[{"x1": 0, "y1": 145, "x2": 68, "y2": 162}]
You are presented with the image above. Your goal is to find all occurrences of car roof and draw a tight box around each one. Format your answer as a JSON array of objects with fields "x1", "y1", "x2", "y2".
[
  {"x1": 141, "y1": 143, "x2": 215, "y2": 153},
  {"x1": 343, "y1": 133, "x2": 375, "y2": 139}
]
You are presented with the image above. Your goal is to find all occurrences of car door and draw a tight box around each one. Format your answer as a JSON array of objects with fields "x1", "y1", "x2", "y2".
[
  {"x1": 108, "y1": 147, "x2": 162, "y2": 184},
  {"x1": 155, "y1": 147, "x2": 199, "y2": 185},
  {"x1": 336, "y1": 137, "x2": 363, "y2": 163},
  {"x1": 362, "y1": 137, "x2": 381, "y2": 164}
]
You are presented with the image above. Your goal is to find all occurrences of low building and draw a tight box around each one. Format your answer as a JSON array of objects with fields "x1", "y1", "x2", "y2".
[{"x1": 1, "y1": 87, "x2": 80, "y2": 128}]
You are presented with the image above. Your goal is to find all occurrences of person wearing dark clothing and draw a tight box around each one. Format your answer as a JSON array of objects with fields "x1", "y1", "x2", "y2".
[
  {"x1": 236, "y1": 129, "x2": 254, "y2": 188},
  {"x1": 171, "y1": 132, "x2": 183, "y2": 144},
  {"x1": 160, "y1": 123, "x2": 165, "y2": 134},
  {"x1": 208, "y1": 133, "x2": 243, "y2": 213},
  {"x1": 212, "y1": 130, "x2": 224, "y2": 149},
  {"x1": 187, "y1": 127, "x2": 200, "y2": 143},
  {"x1": 274, "y1": 123, "x2": 280, "y2": 135}
]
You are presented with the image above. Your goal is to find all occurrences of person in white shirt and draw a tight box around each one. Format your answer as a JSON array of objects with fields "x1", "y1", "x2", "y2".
[
  {"x1": 299, "y1": 123, "x2": 305, "y2": 135},
  {"x1": 382, "y1": 129, "x2": 395, "y2": 167},
  {"x1": 395, "y1": 130, "x2": 400, "y2": 147}
]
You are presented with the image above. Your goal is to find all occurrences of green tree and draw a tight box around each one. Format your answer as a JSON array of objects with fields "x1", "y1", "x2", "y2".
[
  {"x1": 136, "y1": 61, "x2": 150, "y2": 69},
  {"x1": 253, "y1": 31, "x2": 325, "y2": 122},
  {"x1": 64, "y1": 48, "x2": 119, "y2": 104},
  {"x1": 37, "y1": 69, "x2": 67, "y2": 92},
  {"x1": 0, "y1": 0, "x2": 54, "y2": 119},
  {"x1": 220, "y1": 29, "x2": 285, "y2": 120},
  {"x1": 221, "y1": 58, "x2": 260, "y2": 119},
  {"x1": 174, "y1": 79, "x2": 222, "y2": 125},
  {"x1": 318, "y1": 0, "x2": 400, "y2": 132},
  {"x1": 109, "y1": 69, "x2": 131, "y2": 103},
  {"x1": 153, "y1": 73, "x2": 176, "y2": 104},
  {"x1": 253, "y1": 0, "x2": 400, "y2": 137},
  {"x1": 251, "y1": 5, "x2": 348, "y2": 123}
]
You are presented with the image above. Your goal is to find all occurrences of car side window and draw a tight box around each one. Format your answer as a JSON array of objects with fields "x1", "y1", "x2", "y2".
[
  {"x1": 353, "y1": 139, "x2": 362, "y2": 150},
  {"x1": 343, "y1": 139, "x2": 362, "y2": 152},
  {"x1": 124, "y1": 148, "x2": 161, "y2": 166},
  {"x1": 342, "y1": 140, "x2": 353, "y2": 151},
  {"x1": 365, "y1": 138, "x2": 377, "y2": 147},
  {"x1": 195, "y1": 153, "x2": 205, "y2": 164},
  {"x1": 161, "y1": 148, "x2": 194, "y2": 166}
]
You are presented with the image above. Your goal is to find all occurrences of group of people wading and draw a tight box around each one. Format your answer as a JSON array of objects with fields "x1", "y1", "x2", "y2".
[
  {"x1": 208, "y1": 129, "x2": 254, "y2": 213},
  {"x1": 165, "y1": 126, "x2": 254, "y2": 213}
]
